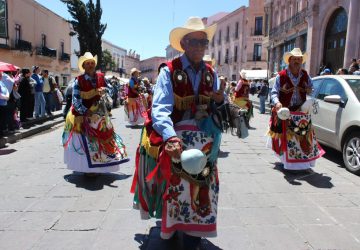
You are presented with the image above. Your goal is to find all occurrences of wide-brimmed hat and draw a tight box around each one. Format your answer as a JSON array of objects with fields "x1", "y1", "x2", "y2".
[
  {"x1": 181, "y1": 149, "x2": 207, "y2": 175},
  {"x1": 170, "y1": 16, "x2": 217, "y2": 53},
  {"x1": 239, "y1": 69, "x2": 247, "y2": 80},
  {"x1": 78, "y1": 52, "x2": 98, "y2": 72},
  {"x1": 283, "y1": 48, "x2": 307, "y2": 65},
  {"x1": 130, "y1": 68, "x2": 141, "y2": 76}
]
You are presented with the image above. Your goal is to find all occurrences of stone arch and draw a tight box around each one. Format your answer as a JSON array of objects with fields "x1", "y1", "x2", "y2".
[{"x1": 322, "y1": 7, "x2": 348, "y2": 73}]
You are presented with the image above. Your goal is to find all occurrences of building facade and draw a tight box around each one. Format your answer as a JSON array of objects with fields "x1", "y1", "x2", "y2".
[
  {"x1": 0, "y1": 0, "x2": 71, "y2": 86},
  {"x1": 140, "y1": 56, "x2": 166, "y2": 82},
  {"x1": 264, "y1": 0, "x2": 360, "y2": 76},
  {"x1": 165, "y1": 45, "x2": 181, "y2": 61},
  {"x1": 124, "y1": 50, "x2": 140, "y2": 78},
  {"x1": 206, "y1": 0, "x2": 267, "y2": 81},
  {"x1": 102, "y1": 39, "x2": 127, "y2": 77}
]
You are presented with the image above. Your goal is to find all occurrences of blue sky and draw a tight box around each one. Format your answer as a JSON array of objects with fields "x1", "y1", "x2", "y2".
[{"x1": 35, "y1": 0, "x2": 247, "y2": 60}]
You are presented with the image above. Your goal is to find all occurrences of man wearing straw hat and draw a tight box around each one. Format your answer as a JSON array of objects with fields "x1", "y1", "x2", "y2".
[
  {"x1": 124, "y1": 68, "x2": 147, "y2": 126},
  {"x1": 268, "y1": 48, "x2": 324, "y2": 172},
  {"x1": 131, "y1": 17, "x2": 223, "y2": 248},
  {"x1": 62, "y1": 52, "x2": 129, "y2": 176}
]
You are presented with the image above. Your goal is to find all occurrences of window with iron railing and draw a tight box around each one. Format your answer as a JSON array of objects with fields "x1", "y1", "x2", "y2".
[
  {"x1": 254, "y1": 16, "x2": 263, "y2": 36},
  {"x1": 212, "y1": 34, "x2": 215, "y2": 47},
  {"x1": 15, "y1": 24, "x2": 21, "y2": 44},
  {"x1": 253, "y1": 43, "x2": 262, "y2": 61},
  {"x1": 225, "y1": 49, "x2": 229, "y2": 64},
  {"x1": 0, "y1": 0, "x2": 7, "y2": 38},
  {"x1": 226, "y1": 26, "x2": 230, "y2": 42},
  {"x1": 218, "y1": 30, "x2": 222, "y2": 45},
  {"x1": 235, "y1": 22, "x2": 239, "y2": 39},
  {"x1": 234, "y1": 46, "x2": 238, "y2": 62},
  {"x1": 218, "y1": 51, "x2": 221, "y2": 65},
  {"x1": 41, "y1": 34, "x2": 46, "y2": 47}
]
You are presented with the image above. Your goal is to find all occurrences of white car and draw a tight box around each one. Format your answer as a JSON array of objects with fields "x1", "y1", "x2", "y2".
[{"x1": 310, "y1": 75, "x2": 360, "y2": 175}]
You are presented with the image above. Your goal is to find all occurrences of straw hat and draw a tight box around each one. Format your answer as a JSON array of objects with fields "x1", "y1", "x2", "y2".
[
  {"x1": 283, "y1": 48, "x2": 307, "y2": 65},
  {"x1": 169, "y1": 16, "x2": 217, "y2": 53},
  {"x1": 78, "y1": 52, "x2": 97, "y2": 72},
  {"x1": 239, "y1": 69, "x2": 247, "y2": 80},
  {"x1": 142, "y1": 77, "x2": 149, "y2": 82},
  {"x1": 130, "y1": 68, "x2": 141, "y2": 76}
]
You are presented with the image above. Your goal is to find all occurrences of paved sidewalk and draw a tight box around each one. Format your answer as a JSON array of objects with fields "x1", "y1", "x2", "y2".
[{"x1": 0, "y1": 110, "x2": 64, "y2": 148}]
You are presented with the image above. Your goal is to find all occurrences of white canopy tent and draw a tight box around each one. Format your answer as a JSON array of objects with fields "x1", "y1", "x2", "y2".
[{"x1": 243, "y1": 70, "x2": 268, "y2": 80}]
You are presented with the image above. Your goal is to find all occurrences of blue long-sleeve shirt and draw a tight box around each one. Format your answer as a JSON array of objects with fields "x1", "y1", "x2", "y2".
[
  {"x1": 271, "y1": 68, "x2": 313, "y2": 107},
  {"x1": 152, "y1": 54, "x2": 220, "y2": 141},
  {"x1": 32, "y1": 73, "x2": 43, "y2": 92}
]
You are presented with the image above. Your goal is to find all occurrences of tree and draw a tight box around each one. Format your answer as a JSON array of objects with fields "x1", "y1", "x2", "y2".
[
  {"x1": 101, "y1": 49, "x2": 115, "y2": 72},
  {"x1": 61, "y1": 0, "x2": 107, "y2": 70}
]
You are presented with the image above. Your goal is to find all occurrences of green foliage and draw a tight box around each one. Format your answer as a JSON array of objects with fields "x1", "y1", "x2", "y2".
[
  {"x1": 61, "y1": 0, "x2": 107, "y2": 70},
  {"x1": 101, "y1": 49, "x2": 116, "y2": 72}
]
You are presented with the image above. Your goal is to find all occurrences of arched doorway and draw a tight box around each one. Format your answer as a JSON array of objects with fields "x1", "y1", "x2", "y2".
[{"x1": 323, "y1": 8, "x2": 348, "y2": 73}]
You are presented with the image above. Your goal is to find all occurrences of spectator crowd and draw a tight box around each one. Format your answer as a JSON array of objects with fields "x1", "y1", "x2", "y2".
[{"x1": 0, "y1": 65, "x2": 63, "y2": 137}]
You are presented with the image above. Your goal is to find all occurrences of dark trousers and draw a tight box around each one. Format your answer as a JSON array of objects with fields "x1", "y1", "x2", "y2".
[
  {"x1": 20, "y1": 95, "x2": 35, "y2": 121},
  {"x1": 0, "y1": 105, "x2": 6, "y2": 135},
  {"x1": 44, "y1": 92, "x2": 54, "y2": 115}
]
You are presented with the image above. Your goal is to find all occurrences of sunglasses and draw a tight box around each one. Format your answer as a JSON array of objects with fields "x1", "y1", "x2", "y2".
[
  {"x1": 185, "y1": 38, "x2": 209, "y2": 47},
  {"x1": 84, "y1": 61, "x2": 96, "y2": 66}
]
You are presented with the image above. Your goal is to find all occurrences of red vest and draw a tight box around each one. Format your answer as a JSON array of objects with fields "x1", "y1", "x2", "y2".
[
  {"x1": 234, "y1": 80, "x2": 250, "y2": 98},
  {"x1": 71, "y1": 72, "x2": 106, "y2": 116},
  {"x1": 167, "y1": 57, "x2": 214, "y2": 124},
  {"x1": 145, "y1": 57, "x2": 216, "y2": 146},
  {"x1": 278, "y1": 69, "x2": 309, "y2": 108},
  {"x1": 128, "y1": 77, "x2": 140, "y2": 98}
]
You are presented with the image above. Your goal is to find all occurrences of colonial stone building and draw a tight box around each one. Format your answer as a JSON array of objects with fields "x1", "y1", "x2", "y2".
[
  {"x1": 102, "y1": 39, "x2": 127, "y2": 77},
  {"x1": 264, "y1": 0, "x2": 360, "y2": 76},
  {"x1": 124, "y1": 51, "x2": 140, "y2": 78},
  {"x1": 140, "y1": 56, "x2": 166, "y2": 83},
  {"x1": 206, "y1": 0, "x2": 267, "y2": 81},
  {"x1": 0, "y1": 0, "x2": 71, "y2": 85}
]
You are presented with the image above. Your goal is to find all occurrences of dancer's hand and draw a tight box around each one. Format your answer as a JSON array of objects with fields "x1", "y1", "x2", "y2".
[
  {"x1": 275, "y1": 102, "x2": 282, "y2": 111},
  {"x1": 165, "y1": 137, "x2": 182, "y2": 160},
  {"x1": 97, "y1": 87, "x2": 106, "y2": 96}
]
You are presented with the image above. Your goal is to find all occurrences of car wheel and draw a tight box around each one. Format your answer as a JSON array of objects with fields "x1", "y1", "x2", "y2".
[{"x1": 342, "y1": 131, "x2": 360, "y2": 175}]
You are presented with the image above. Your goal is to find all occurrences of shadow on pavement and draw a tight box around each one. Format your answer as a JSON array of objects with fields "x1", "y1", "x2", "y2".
[
  {"x1": 125, "y1": 124, "x2": 144, "y2": 129},
  {"x1": 135, "y1": 221, "x2": 222, "y2": 250},
  {"x1": 273, "y1": 163, "x2": 334, "y2": 188},
  {"x1": 63, "y1": 172, "x2": 131, "y2": 191},
  {"x1": 0, "y1": 148, "x2": 17, "y2": 155},
  {"x1": 321, "y1": 145, "x2": 345, "y2": 169},
  {"x1": 218, "y1": 150, "x2": 230, "y2": 158}
]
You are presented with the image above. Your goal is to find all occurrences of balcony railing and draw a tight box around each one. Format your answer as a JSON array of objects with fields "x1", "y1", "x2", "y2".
[
  {"x1": 250, "y1": 28, "x2": 264, "y2": 36},
  {"x1": 15, "y1": 39, "x2": 32, "y2": 51},
  {"x1": 269, "y1": 8, "x2": 308, "y2": 40},
  {"x1": 60, "y1": 53, "x2": 70, "y2": 61},
  {"x1": 247, "y1": 53, "x2": 263, "y2": 62},
  {"x1": 36, "y1": 46, "x2": 57, "y2": 58}
]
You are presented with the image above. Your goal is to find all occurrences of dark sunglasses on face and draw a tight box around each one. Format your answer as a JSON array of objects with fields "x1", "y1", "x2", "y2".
[{"x1": 185, "y1": 38, "x2": 209, "y2": 47}]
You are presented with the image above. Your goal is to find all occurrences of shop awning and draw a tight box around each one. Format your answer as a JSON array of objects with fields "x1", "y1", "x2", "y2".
[{"x1": 243, "y1": 70, "x2": 268, "y2": 80}]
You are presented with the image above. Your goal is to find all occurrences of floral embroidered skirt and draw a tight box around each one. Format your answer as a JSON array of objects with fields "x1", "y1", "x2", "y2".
[
  {"x1": 62, "y1": 110, "x2": 129, "y2": 173},
  {"x1": 124, "y1": 97, "x2": 147, "y2": 125},
  {"x1": 268, "y1": 110, "x2": 325, "y2": 170},
  {"x1": 132, "y1": 119, "x2": 219, "y2": 239}
]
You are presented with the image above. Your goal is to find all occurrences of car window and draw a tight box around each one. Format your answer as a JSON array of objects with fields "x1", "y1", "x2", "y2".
[
  {"x1": 346, "y1": 79, "x2": 360, "y2": 102},
  {"x1": 311, "y1": 79, "x2": 323, "y2": 98},
  {"x1": 317, "y1": 78, "x2": 346, "y2": 101}
]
